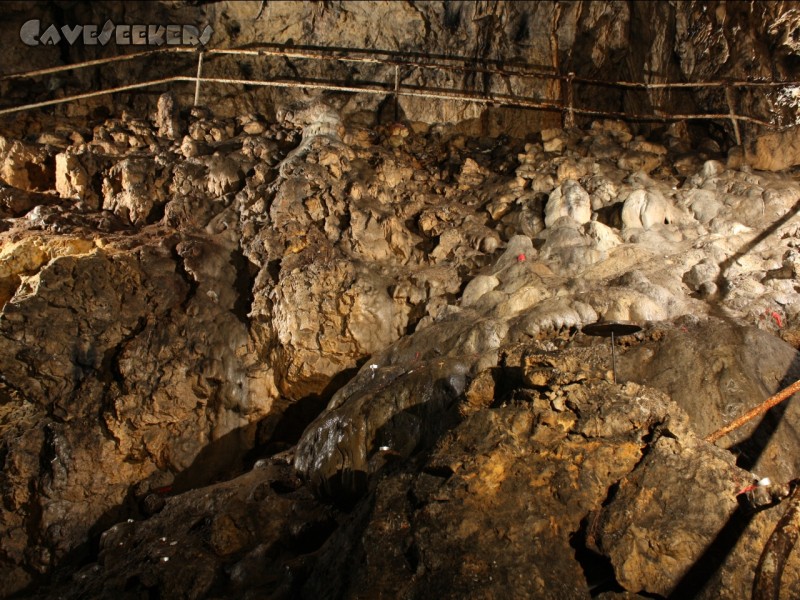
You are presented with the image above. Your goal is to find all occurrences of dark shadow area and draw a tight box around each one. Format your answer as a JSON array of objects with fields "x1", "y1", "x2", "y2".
[
  {"x1": 570, "y1": 516, "x2": 625, "y2": 597},
  {"x1": 10, "y1": 481, "x2": 142, "y2": 599},
  {"x1": 229, "y1": 248, "x2": 257, "y2": 326},
  {"x1": 12, "y1": 359, "x2": 366, "y2": 599},
  {"x1": 171, "y1": 422, "x2": 260, "y2": 494},
  {"x1": 667, "y1": 497, "x2": 763, "y2": 599}
]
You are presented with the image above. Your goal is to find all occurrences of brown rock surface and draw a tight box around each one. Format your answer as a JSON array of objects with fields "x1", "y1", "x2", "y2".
[
  {"x1": 1, "y1": 14, "x2": 800, "y2": 590},
  {"x1": 747, "y1": 126, "x2": 800, "y2": 172},
  {"x1": 26, "y1": 338, "x2": 800, "y2": 600}
]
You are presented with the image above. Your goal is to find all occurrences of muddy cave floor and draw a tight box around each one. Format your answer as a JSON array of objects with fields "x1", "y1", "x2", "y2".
[{"x1": 2, "y1": 102, "x2": 800, "y2": 598}]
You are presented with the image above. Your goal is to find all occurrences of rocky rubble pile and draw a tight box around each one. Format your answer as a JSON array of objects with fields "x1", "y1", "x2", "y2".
[{"x1": 1, "y1": 96, "x2": 800, "y2": 597}]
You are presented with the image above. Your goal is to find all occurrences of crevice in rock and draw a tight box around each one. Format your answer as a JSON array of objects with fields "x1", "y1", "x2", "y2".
[
  {"x1": 403, "y1": 539, "x2": 420, "y2": 572},
  {"x1": 266, "y1": 258, "x2": 281, "y2": 283},
  {"x1": 145, "y1": 197, "x2": 167, "y2": 225},
  {"x1": 170, "y1": 245, "x2": 198, "y2": 309},
  {"x1": 443, "y1": 2, "x2": 463, "y2": 33},
  {"x1": 248, "y1": 364, "x2": 363, "y2": 464},
  {"x1": 489, "y1": 366, "x2": 526, "y2": 407},
  {"x1": 569, "y1": 515, "x2": 625, "y2": 597},
  {"x1": 284, "y1": 516, "x2": 337, "y2": 554},
  {"x1": 421, "y1": 464, "x2": 454, "y2": 479},
  {"x1": 229, "y1": 248, "x2": 257, "y2": 325}
]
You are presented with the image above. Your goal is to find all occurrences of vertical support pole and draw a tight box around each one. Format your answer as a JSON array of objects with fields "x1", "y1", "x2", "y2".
[
  {"x1": 725, "y1": 85, "x2": 742, "y2": 146},
  {"x1": 194, "y1": 51, "x2": 204, "y2": 107},
  {"x1": 393, "y1": 64, "x2": 400, "y2": 121},
  {"x1": 611, "y1": 332, "x2": 617, "y2": 384},
  {"x1": 563, "y1": 72, "x2": 575, "y2": 129}
]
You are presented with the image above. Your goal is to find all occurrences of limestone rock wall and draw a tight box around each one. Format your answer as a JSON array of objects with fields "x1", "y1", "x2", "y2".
[{"x1": 1, "y1": 1, "x2": 799, "y2": 137}]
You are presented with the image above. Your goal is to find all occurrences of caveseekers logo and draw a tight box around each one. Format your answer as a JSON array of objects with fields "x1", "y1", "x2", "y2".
[{"x1": 20, "y1": 19, "x2": 213, "y2": 47}]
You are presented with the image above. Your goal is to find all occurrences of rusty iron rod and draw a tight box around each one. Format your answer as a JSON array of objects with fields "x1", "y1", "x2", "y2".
[
  {"x1": 752, "y1": 484, "x2": 800, "y2": 600},
  {"x1": 0, "y1": 77, "x2": 186, "y2": 115},
  {"x1": 706, "y1": 379, "x2": 800, "y2": 444},
  {"x1": 394, "y1": 64, "x2": 400, "y2": 121}
]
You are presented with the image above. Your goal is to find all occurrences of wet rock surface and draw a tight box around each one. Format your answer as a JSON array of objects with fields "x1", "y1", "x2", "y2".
[{"x1": 1, "y1": 88, "x2": 800, "y2": 597}]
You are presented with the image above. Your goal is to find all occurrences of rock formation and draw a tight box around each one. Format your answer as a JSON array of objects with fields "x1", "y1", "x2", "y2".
[{"x1": 1, "y1": 1, "x2": 800, "y2": 599}]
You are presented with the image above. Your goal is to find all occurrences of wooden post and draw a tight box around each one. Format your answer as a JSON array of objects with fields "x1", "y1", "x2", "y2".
[
  {"x1": 194, "y1": 51, "x2": 204, "y2": 107},
  {"x1": 563, "y1": 72, "x2": 575, "y2": 129},
  {"x1": 725, "y1": 85, "x2": 742, "y2": 146},
  {"x1": 393, "y1": 64, "x2": 400, "y2": 121}
]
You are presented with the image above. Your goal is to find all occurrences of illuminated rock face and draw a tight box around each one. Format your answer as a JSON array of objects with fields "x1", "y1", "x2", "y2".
[
  {"x1": 1, "y1": 1, "x2": 800, "y2": 597},
  {"x1": 1, "y1": 98, "x2": 799, "y2": 598}
]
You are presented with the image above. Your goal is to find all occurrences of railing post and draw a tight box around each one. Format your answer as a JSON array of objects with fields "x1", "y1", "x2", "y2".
[
  {"x1": 563, "y1": 72, "x2": 575, "y2": 129},
  {"x1": 393, "y1": 64, "x2": 400, "y2": 121},
  {"x1": 725, "y1": 85, "x2": 742, "y2": 146},
  {"x1": 194, "y1": 51, "x2": 204, "y2": 107}
]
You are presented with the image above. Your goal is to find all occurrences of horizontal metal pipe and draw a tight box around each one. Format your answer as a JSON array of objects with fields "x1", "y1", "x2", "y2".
[
  {"x1": 0, "y1": 47, "x2": 193, "y2": 81},
  {"x1": 3, "y1": 43, "x2": 799, "y2": 92},
  {"x1": 0, "y1": 73, "x2": 782, "y2": 131}
]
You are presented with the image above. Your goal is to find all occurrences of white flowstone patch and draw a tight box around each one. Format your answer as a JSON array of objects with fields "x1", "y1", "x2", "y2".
[
  {"x1": 621, "y1": 189, "x2": 669, "y2": 230},
  {"x1": 545, "y1": 180, "x2": 592, "y2": 227},
  {"x1": 461, "y1": 274, "x2": 500, "y2": 307}
]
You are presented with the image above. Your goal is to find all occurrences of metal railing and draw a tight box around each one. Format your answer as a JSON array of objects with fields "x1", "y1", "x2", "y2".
[{"x1": 1, "y1": 44, "x2": 799, "y2": 141}]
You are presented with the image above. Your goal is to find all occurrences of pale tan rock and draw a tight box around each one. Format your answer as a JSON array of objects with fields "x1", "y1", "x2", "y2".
[
  {"x1": 0, "y1": 136, "x2": 53, "y2": 192},
  {"x1": 628, "y1": 139, "x2": 667, "y2": 155},
  {"x1": 545, "y1": 179, "x2": 592, "y2": 227},
  {"x1": 590, "y1": 119, "x2": 633, "y2": 142},
  {"x1": 155, "y1": 92, "x2": 180, "y2": 140},
  {"x1": 242, "y1": 120, "x2": 266, "y2": 135},
  {"x1": 543, "y1": 137, "x2": 565, "y2": 153},
  {"x1": 102, "y1": 157, "x2": 172, "y2": 225},
  {"x1": 747, "y1": 125, "x2": 800, "y2": 171},
  {"x1": 54, "y1": 151, "x2": 99, "y2": 207},
  {"x1": 461, "y1": 274, "x2": 500, "y2": 307},
  {"x1": 205, "y1": 154, "x2": 243, "y2": 197},
  {"x1": 617, "y1": 150, "x2": 663, "y2": 173},
  {"x1": 621, "y1": 189, "x2": 669, "y2": 229}
]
